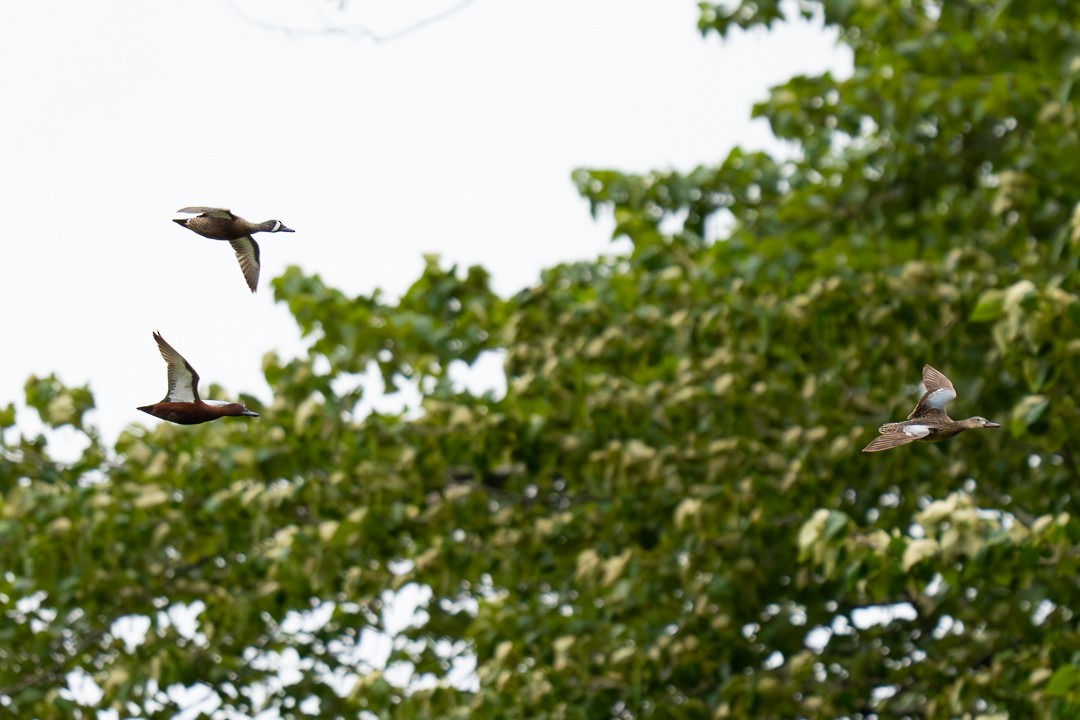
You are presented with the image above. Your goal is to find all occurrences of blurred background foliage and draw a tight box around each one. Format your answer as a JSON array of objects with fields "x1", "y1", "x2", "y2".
[{"x1": 4, "y1": 0, "x2": 1080, "y2": 717}]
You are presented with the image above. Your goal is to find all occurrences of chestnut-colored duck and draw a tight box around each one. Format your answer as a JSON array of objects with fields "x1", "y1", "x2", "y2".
[
  {"x1": 137, "y1": 332, "x2": 259, "y2": 425},
  {"x1": 173, "y1": 207, "x2": 294, "y2": 293},
  {"x1": 862, "y1": 364, "x2": 1000, "y2": 452}
]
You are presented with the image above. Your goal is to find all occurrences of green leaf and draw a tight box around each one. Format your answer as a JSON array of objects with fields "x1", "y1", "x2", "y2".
[
  {"x1": 823, "y1": 510, "x2": 849, "y2": 541},
  {"x1": 0, "y1": 403, "x2": 14, "y2": 429},
  {"x1": 1009, "y1": 394, "x2": 1049, "y2": 436},
  {"x1": 969, "y1": 289, "x2": 1005, "y2": 322},
  {"x1": 1046, "y1": 665, "x2": 1080, "y2": 698}
]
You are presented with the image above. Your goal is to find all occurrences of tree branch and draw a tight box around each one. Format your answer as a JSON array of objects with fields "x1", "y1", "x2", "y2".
[{"x1": 226, "y1": 0, "x2": 479, "y2": 43}]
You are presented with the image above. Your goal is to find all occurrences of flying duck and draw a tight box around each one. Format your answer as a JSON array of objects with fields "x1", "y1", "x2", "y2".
[
  {"x1": 173, "y1": 207, "x2": 294, "y2": 293},
  {"x1": 862, "y1": 364, "x2": 1000, "y2": 452},
  {"x1": 137, "y1": 331, "x2": 259, "y2": 425}
]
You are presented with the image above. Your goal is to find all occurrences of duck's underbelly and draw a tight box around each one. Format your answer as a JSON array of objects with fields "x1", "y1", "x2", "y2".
[
  {"x1": 185, "y1": 218, "x2": 240, "y2": 241},
  {"x1": 923, "y1": 427, "x2": 962, "y2": 442}
]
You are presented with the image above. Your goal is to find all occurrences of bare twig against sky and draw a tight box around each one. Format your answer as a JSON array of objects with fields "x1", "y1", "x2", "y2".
[{"x1": 227, "y1": 0, "x2": 479, "y2": 42}]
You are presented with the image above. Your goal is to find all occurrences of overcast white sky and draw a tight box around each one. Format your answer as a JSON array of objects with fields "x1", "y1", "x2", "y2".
[{"x1": 0, "y1": 0, "x2": 850, "y2": 447}]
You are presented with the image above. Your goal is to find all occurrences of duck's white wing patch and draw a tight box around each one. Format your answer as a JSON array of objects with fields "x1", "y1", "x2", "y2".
[
  {"x1": 229, "y1": 236, "x2": 261, "y2": 293},
  {"x1": 908, "y1": 364, "x2": 958, "y2": 417},
  {"x1": 921, "y1": 387, "x2": 956, "y2": 410},
  {"x1": 903, "y1": 424, "x2": 932, "y2": 438},
  {"x1": 921, "y1": 365, "x2": 956, "y2": 408},
  {"x1": 152, "y1": 332, "x2": 200, "y2": 403},
  {"x1": 165, "y1": 367, "x2": 197, "y2": 403},
  {"x1": 203, "y1": 400, "x2": 235, "y2": 407}
]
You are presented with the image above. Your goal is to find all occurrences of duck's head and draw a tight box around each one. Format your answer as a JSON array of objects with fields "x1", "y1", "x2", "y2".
[
  {"x1": 964, "y1": 416, "x2": 1001, "y2": 429},
  {"x1": 223, "y1": 403, "x2": 260, "y2": 418},
  {"x1": 203, "y1": 400, "x2": 260, "y2": 418},
  {"x1": 262, "y1": 220, "x2": 294, "y2": 233}
]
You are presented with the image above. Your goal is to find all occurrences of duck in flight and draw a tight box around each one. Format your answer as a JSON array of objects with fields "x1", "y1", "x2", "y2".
[
  {"x1": 173, "y1": 207, "x2": 294, "y2": 293},
  {"x1": 137, "y1": 332, "x2": 259, "y2": 425},
  {"x1": 862, "y1": 364, "x2": 999, "y2": 452}
]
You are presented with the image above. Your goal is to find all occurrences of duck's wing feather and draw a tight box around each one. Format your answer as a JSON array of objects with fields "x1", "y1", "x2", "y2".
[
  {"x1": 863, "y1": 432, "x2": 921, "y2": 452},
  {"x1": 908, "y1": 364, "x2": 957, "y2": 419},
  {"x1": 863, "y1": 423, "x2": 932, "y2": 452},
  {"x1": 152, "y1": 331, "x2": 200, "y2": 403},
  {"x1": 229, "y1": 236, "x2": 261, "y2": 293},
  {"x1": 177, "y1": 207, "x2": 235, "y2": 219},
  {"x1": 859, "y1": 423, "x2": 928, "y2": 451}
]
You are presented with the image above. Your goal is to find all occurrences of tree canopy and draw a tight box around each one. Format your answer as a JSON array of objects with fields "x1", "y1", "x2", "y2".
[{"x1": 4, "y1": 1, "x2": 1080, "y2": 717}]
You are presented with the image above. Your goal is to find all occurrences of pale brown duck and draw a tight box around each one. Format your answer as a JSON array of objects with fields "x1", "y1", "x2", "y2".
[{"x1": 862, "y1": 364, "x2": 1000, "y2": 452}]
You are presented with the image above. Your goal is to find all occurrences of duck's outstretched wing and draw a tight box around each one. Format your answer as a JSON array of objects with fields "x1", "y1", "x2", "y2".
[
  {"x1": 908, "y1": 364, "x2": 957, "y2": 419},
  {"x1": 862, "y1": 422, "x2": 933, "y2": 453},
  {"x1": 177, "y1": 207, "x2": 235, "y2": 219},
  {"x1": 229, "y1": 237, "x2": 261, "y2": 293},
  {"x1": 152, "y1": 331, "x2": 200, "y2": 403}
]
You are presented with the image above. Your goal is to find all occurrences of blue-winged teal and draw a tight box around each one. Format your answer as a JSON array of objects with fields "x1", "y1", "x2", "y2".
[
  {"x1": 173, "y1": 207, "x2": 294, "y2": 293},
  {"x1": 862, "y1": 364, "x2": 999, "y2": 452},
  {"x1": 137, "y1": 332, "x2": 259, "y2": 425}
]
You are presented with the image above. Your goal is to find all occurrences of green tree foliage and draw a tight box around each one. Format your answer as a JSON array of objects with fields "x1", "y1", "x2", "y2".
[{"x1": 4, "y1": 1, "x2": 1080, "y2": 717}]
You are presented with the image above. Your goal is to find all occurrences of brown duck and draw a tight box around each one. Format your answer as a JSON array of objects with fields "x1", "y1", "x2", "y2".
[
  {"x1": 137, "y1": 332, "x2": 259, "y2": 425},
  {"x1": 173, "y1": 207, "x2": 294, "y2": 293},
  {"x1": 862, "y1": 364, "x2": 1000, "y2": 452}
]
